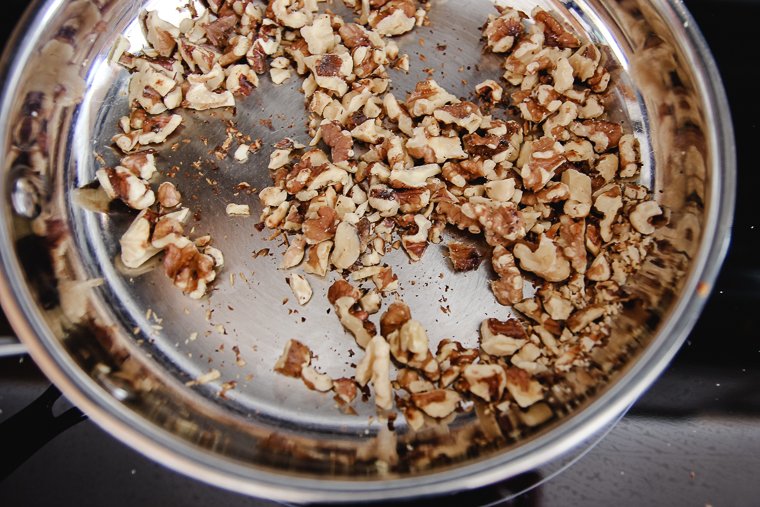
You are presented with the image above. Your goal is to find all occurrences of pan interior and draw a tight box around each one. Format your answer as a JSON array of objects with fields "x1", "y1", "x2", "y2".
[{"x1": 68, "y1": 0, "x2": 649, "y2": 434}]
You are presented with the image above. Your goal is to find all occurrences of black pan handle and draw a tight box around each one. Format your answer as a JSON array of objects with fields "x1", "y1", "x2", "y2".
[{"x1": 0, "y1": 384, "x2": 87, "y2": 480}]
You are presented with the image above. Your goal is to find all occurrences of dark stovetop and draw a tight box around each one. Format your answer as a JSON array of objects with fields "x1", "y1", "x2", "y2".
[{"x1": 1, "y1": 1, "x2": 759, "y2": 506}]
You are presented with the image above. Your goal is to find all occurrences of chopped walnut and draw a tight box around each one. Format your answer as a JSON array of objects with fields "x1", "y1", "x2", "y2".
[
  {"x1": 120, "y1": 210, "x2": 160, "y2": 269},
  {"x1": 513, "y1": 234, "x2": 571, "y2": 282},
  {"x1": 274, "y1": 339, "x2": 311, "y2": 378},
  {"x1": 163, "y1": 242, "x2": 219, "y2": 299},
  {"x1": 480, "y1": 318, "x2": 527, "y2": 357},
  {"x1": 225, "y1": 203, "x2": 250, "y2": 216},
  {"x1": 629, "y1": 201, "x2": 663, "y2": 235},
  {"x1": 368, "y1": 0, "x2": 417, "y2": 36},
  {"x1": 97, "y1": 167, "x2": 155, "y2": 210},
  {"x1": 505, "y1": 367, "x2": 543, "y2": 408},
  {"x1": 405, "y1": 79, "x2": 457, "y2": 117},
  {"x1": 483, "y1": 8, "x2": 524, "y2": 53},
  {"x1": 356, "y1": 334, "x2": 394, "y2": 410},
  {"x1": 491, "y1": 245, "x2": 523, "y2": 305},
  {"x1": 411, "y1": 389, "x2": 461, "y2": 419},
  {"x1": 463, "y1": 364, "x2": 507, "y2": 402},
  {"x1": 446, "y1": 242, "x2": 483, "y2": 272},
  {"x1": 289, "y1": 273, "x2": 313, "y2": 305}
]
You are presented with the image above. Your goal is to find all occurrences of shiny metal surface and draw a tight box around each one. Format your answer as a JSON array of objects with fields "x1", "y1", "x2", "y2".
[{"x1": 0, "y1": 0, "x2": 735, "y2": 503}]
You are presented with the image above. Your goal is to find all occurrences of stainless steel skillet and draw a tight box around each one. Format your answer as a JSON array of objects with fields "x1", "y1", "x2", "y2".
[{"x1": 0, "y1": 0, "x2": 734, "y2": 502}]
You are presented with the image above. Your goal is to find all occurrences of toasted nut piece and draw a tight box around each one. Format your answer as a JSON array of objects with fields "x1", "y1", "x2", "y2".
[
  {"x1": 567, "y1": 305, "x2": 605, "y2": 333},
  {"x1": 586, "y1": 253, "x2": 611, "y2": 281},
  {"x1": 163, "y1": 242, "x2": 218, "y2": 299},
  {"x1": 320, "y1": 121, "x2": 354, "y2": 163},
  {"x1": 533, "y1": 8, "x2": 580, "y2": 48},
  {"x1": 475, "y1": 79, "x2": 504, "y2": 104},
  {"x1": 120, "y1": 152, "x2": 157, "y2": 180},
  {"x1": 558, "y1": 215, "x2": 587, "y2": 274},
  {"x1": 233, "y1": 144, "x2": 250, "y2": 162},
  {"x1": 561, "y1": 169, "x2": 592, "y2": 218},
  {"x1": 570, "y1": 120, "x2": 623, "y2": 153},
  {"x1": 406, "y1": 79, "x2": 457, "y2": 117},
  {"x1": 185, "y1": 82, "x2": 235, "y2": 110},
  {"x1": 520, "y1": 137, "x2": 566, "y2": 192},
  {"x1": 301, "y1": 366, "x2": 333, "y2": 392},
  {"x1": 303, "y1": 206, "x2": 338, "y2": 244},
  {"x1": 270, "y1": 66, "x2": 292, "y2": 85},
  {"x1": 569, "y1": 44, "x2": 601, "y2": 81},
  {"x1": 447, "y1": 242, "x2": 483, "y2": 272},
  {"x1": 629, "y1": 200, "x2": 663, "y2": 235},
  {"x1": 505, "y1": 367, "x2": 543, "y2": 408},
  {"x1": 484, "y1": 179, "x2": 516, "y2": 202},
  {"x1": 542, "y1": 292, "x2": 573, "y2": 321},
  {"x1": 226, "y1": 203, "x2": 250, "y2": 216},
  {"x1": 303, "y1": 241, "x2": 333, "y2": 276},
  {"x1": 593, "y1": 185, "x2": 623, "y2": 242},
  {"x1": 300, "y1": 14, "x2": 336, "y2": 55},
  {"x1": 461, "y1": 199, "x2": 525, "y2": 246},
  {"x1": 331, "y1": 221, "x2": 361, "y2": 269},
  {"x1": 480, "y1": 318, "x2": 528, "y2": 357},
  {"x1": 360, "y1": 289, "x2": 382, "y2": 314},
  {"x1": 335, "y1": 295, "x2": 373, "y2": 348},
  {"x1": 157, "y1": 182, "x2": 181, "y2": 208},
  {"x1": 397, "y1": 368, "x2": 436, "y2": 394},
  {"x1": 120, "y1": 210, "x2": 160, "y2": 268},
  {"x1": 491, "y1": 245, "x2": 523, "y2": 305},
  {"x1": 411, "y1": 389, "x2": 461, "y2": 419},
  {"x1": 400, "y1": 214, "x2": 431, "y2": 262},
  {"x1": 97, "y1": 167, "x2": 155, "y2": 210},
  {"x1": 303, "y1": 52, "x2": 353, "y2": 95},
  {"x1": 434, "y1": 102, "x2": 483, "y2": 134},
  {"x1": 274, "y1": 339, "x2": 311, "y2": 378},
  {"x1": 618, "y1": 134, "x2": 641, "y2": 178},
  {"x1": 389, "y1": 164, "x2": 441, "y2": 189},
  {"x1": 406, "y1": 127, "x2": 468, "y2": 163},
  {"x1": 151, "y1": 209, "x2": 191, "y2": 249},
  {"x1": 368, "y1": 184, "x2": 399, "y2": 217},
  {"x1": 463, "y1": 364, "x2": 507, "y2": 402},
  {"x1": 269, "y1": 148, "x2": 292, "y2": 170},
  {"x1": 281, "y1": 235, "x2": 306, "y2": 269},
  {"x1": 333, "y1": 378, "x2": 358, "y2": 404},
  {"x1": 355, "y1": 334, "x2": 393, "y2": 410},
  {"x1": 483, "y1": 8, "x2": 523, "y2": 53},
  {"x1": 289, "y1": 273, "x2": 313, "y2": 305},
  {"x1": 368, "y1": 0, "x2": 417, "y2": 36},
  {"x1": 388, "y1": 319, "x2": 440, "y2": 380},
  {"x1": 259, "y1": 186, "x2": 288, "y2": 207},
  {"x1": 270, "y1": 0, "x2": 313, "y2": 28},
  {"x1": 514, "y1": 234, "x2": 571, "y2": 282},
  {"x1": 595, "y1": 153, "x2": 618, "y2": 182}
]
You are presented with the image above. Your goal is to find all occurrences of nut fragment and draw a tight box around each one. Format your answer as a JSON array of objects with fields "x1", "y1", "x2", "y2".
[
  {"x1": 629, "y1": 200, "x2": 662, "y2": 235},
  {"x1": 446, "y1": 242, "x2": 483, "y2": 272},
  {"x1": 226, "y1": 203, "x2": 251, "y2": 216},
  {"x1": 505, "y1": 367, "x2": 543, "y2": 408},
  {"x1": 157, "y1": 181, "x2": 181, "y2": 208},
  {"x1": 356, "y1": 334, "x2": 393, "y2": 410},
  {"x1": 463, "y1": 364, "x2": 506, "y2": 402},
  {"x1": 289, "y1": 273, "x2": 313, "y2": 305},
  {"x1": 480, "y1": 318, "x2": 527, "y2": 357},
  {"x1": 411, "y1": 389, "x2": 461, "y2": 418},
  {"x1": 274, "y1": 339, "x2": 311, "y2": 378},
  {"x1": 331, "y1": 221, "x2": 361, "y2": 269},
  {"x1": 514, "y1": 234, "x2": 571, "y2": 282}
]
